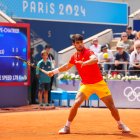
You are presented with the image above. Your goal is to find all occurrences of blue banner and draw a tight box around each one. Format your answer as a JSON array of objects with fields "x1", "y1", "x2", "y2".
[{"x1": 0, "y1": 0, "x2": 128, "y2": 25}]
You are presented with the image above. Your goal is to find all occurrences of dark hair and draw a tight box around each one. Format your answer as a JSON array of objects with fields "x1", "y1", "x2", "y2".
[
  {"x1": 45, "y1": 44, "x2": 52, "y2": 49},
  {"x1": 101, "y1": 44, "x2": 108, "y2": 52},
  {"x1": 126, "y1": 26, "x2": 132, "y2": 30},
  {"x1": 70, "y1": 34, "x2": 83, "y2": 43}
]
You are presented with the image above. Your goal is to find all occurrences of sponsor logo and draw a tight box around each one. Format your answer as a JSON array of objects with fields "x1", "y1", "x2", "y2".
[{"x1": 123, "y1": 87, "x2": 140, "y2": 102}]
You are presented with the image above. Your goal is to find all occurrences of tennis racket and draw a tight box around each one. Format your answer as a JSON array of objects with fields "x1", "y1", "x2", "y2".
[{"x1": 15, "y1": 56, "x2": 49, "y2": 75}]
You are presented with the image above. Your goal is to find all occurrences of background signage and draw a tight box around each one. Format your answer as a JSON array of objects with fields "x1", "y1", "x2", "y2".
[
  {"x1": 0, "y1": 0, "x2": 128, "y2": 25},
  {"x1": 0, "y1": 23, "x2": 30, "y2": 86}
]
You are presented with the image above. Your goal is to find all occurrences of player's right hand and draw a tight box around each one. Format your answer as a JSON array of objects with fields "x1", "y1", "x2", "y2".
[{"x1": 47, "y1": 71, "x2": 54, "y2": 77}]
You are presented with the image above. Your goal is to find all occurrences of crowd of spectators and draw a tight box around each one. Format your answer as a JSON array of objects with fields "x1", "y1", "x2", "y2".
[{"x1": 89, "y1": 26, "x2": 140, "y2": 77}]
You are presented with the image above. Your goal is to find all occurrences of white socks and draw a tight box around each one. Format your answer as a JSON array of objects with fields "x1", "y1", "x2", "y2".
[
  {"x1": 65, "y1": 121, "x2": 71, "y2": 127},
  {"x1": 65, "y1": 120, "x2": 124, "y2": 128},
  {"x1": 66, "y1": 120, "x2": 123, "y2": 127},
  {"x1": 117, "y1": 121, "x2": 123, "y2": 125}
]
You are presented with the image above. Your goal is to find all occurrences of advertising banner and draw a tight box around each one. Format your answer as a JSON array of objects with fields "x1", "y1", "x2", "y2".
[
  {"x1": 99, "y1": 81, "x2": 140, "y2": 108},
  {"x1": 0, "y1": 0, "x2": 128, "y2": 25}
]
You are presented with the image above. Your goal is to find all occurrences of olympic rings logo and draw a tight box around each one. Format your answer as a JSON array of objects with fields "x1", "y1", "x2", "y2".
[{"x1": 123, "y1": 87, "x2": 140, "y2": 102}]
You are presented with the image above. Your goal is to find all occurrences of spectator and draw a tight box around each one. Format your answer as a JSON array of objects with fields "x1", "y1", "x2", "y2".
[
  {"x1": 45, "y1": 44, "x2": 55, "y2": 69},
  {"x1": 117, "y1": 32, "x2": 134, "y2": 54},
  {"x1": 129, "y1": 40, "x2": 140, "y2": 76},
  {"x1": 89, "y1": 37, "x2": 101, "y2": 56},
  {"x1": 30, "y1": 47, "x2": 38, "y2": 104},
  {"x1": 136, "y1": 31, "x2": 140, "y2": 40},
  {"x1": 132, "y1": 30, "x2": 137, "y2": 40},
  {"x1": 45, "y1": 44, "x2": 56, "y2": 103},
  {"x1": 98, "y1": 44, "x2": 114, "y2": 74},
  {"x1": 34, "y1": 44, "x2": 44, "y2": 62},
  {"x1": 111, "y1": 43, "x2": 129, "y2": 75},
  {"x1": 126, "y1": 26, "x2": 136, "y2": 40},
  {"x1": 36, "y1": 50, "x2": 52, "y2": 106}
]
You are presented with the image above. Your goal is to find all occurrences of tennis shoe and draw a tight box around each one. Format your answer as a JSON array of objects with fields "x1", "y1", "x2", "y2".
[
  {"x1": 58, "y1": 126, "x2": 70, "y2": 134},
  {"x1": 39, "y1": 103, "x2": 43, "y2": 107},
  {"x1": 44, "y1": 103, "x2": 50, "y2": 106},
  {"x1": 118, "y1": 124, "x2": 131, "y2": 133}
]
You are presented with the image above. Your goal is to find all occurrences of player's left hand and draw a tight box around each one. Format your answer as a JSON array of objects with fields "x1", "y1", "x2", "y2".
[{"x1": 75, "y1": 61, "x2": 86, "y2": 67}]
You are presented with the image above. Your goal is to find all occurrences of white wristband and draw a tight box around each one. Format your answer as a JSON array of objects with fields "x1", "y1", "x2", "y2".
[{"x1": 52, "y1": 68, "x2": 60, "y2": 74}]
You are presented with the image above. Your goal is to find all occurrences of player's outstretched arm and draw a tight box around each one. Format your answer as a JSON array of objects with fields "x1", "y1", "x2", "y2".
[
  {"x1": 76, "y1": 54, "x2": 98, "y2": 67},
  {"x1": 47, "y1": 62, "x2": 74, "y2": 77}
]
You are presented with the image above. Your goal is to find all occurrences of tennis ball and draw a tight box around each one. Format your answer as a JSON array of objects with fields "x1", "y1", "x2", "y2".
[{"x1": 103, "y1": 53, "x2": 109, "y2": 59}]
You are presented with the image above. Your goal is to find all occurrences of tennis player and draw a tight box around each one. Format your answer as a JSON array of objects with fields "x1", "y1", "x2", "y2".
[{"x1": 47, "y1": 34, "x2": 131, "y2": 134}]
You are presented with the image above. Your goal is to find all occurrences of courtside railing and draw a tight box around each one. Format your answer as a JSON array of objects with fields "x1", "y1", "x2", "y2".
[{"x1": 99, "y1": 61, "x2": 140, "y2": 76}]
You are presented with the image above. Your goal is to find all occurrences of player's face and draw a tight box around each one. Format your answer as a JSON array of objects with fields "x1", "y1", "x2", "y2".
[
  {"x1": 73, "y1": 41, "x2": 84, "y2": 52},
  {"x1": 42, "y1": 53, "x2": 48, "y2": 60}
]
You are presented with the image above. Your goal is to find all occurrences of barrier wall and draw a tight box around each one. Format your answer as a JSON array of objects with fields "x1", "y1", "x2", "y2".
[
  {"x1": 0, "y1": 86, "x2": 28, "y2": 107},
  {"x1": 57, "y1": 80, "x2": 140, "y2": 108},
  {"x1": 100, "y1": 81, "x2": 140, "y2": 108}
]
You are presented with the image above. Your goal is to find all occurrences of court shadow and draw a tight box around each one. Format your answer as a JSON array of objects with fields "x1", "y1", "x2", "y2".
[{"x1": 73, "y1": 132, "x2": 139, "y2": 138}]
